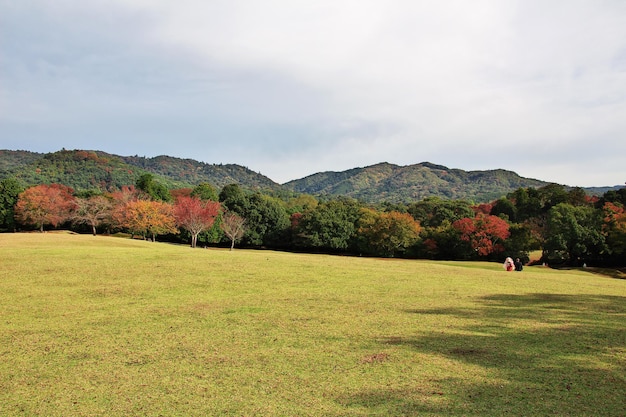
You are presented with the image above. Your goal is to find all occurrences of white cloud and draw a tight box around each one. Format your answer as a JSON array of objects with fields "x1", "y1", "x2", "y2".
[{"x1": 1, "y1": 0, "x2": 625, "y2": 186}]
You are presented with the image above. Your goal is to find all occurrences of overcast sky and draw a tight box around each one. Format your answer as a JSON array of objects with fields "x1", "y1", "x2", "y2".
[{"x1": 1, "y1": 1, "x2": 625, "y2": 186}]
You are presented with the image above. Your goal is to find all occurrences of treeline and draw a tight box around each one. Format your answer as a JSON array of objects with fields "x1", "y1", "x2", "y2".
[{"x1": 1, "y1": 174, "x2": 625, "y2": 266}]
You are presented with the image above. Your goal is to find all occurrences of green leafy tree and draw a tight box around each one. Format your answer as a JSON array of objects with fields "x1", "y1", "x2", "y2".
[
  {"x1": 598, "y1": 188, "x2": 626, "y2": 208},
  {"x1": 219, "y1": 184, "x2": 249, "y2": 214},
  {"x1": 136, "y1": 173, "x2": 172, "y2": 202},
  {"x1": 508, "y1": 187, "x2": 542, "y2": 221},
  {"x1": 419, "y1": 220, "x2": 465, "y2": 260},
  {"x1": 241, "y1": 193, "x2": 290, "y2": 247},
  {"x1": 503, "y1": 223, "x2": 535, "y2": 262},
  {"x1": 357, "y1": 209, "x2": 421, "y2": 257},
  {"x1": 544, "y1": 203, "x2": 606, "y2": 265},
  {"x1": 490, "y1": 197, "x2": 517, "y2": 222},
  {"x1": 219, "y1": 185, "x2": 289, "y2": 247},
  {"x1": 191, "y1": 182, "x2": 219, "y2": 201},
  {"x1": 0, "y1": 178, "x2": 23, "y2": 231},
  {"x1": 567, "y1": 187, "x2": 590, "y2": 207},
  {"x1": 538, "y1": 184, "x2": 569, "y2": 212},
  {"x1": 294, "y1": 198, "x2": 362, "y2": 251},
  {"x1": 407, "y1": 198, "x2": 474, "y2": 228}
]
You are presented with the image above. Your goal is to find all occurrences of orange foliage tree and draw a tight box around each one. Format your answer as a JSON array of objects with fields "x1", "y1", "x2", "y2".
[
  {"x1": 453, "y1": 214, "x2": 510, "y2": 257},
  {"x1": 121, "y1": 200, "x2": 177, "y2": 241},
  {"x1": 173, "y1": 196, "x2": 221, "y2": 248},
  {"x1": 15, "y1": 184, "x2": 77, "y2": 232}
]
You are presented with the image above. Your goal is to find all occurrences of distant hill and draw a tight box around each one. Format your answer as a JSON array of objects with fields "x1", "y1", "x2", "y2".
[
  {"x1": 1, "y1": 149, "x2": 619, "y2": 203},
  {"x1": 283, "y1": 162, "x2": 550, "y2": 203},
  {"x1": 0, "y1": 149, "x2": 281, "y2": 192}
]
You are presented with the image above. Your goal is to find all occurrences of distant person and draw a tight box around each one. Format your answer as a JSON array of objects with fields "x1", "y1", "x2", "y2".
[
  {"x1": 514, "y1": 258, "x2": 523, "y2": 272},
  {"x1": 504, "y1": 257, "x2": 515, "y2": 272}
]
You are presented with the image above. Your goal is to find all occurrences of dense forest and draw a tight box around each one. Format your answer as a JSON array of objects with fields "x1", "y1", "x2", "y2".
[{"x1": 1, "y1": 162, "x2": 625, "y2": 267}]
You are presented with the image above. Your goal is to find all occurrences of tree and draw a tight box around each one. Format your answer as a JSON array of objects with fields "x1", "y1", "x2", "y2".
[
  {"x1": 567, "y1": 187, "x2": 591, "y2": 207},
  {"x1": 220, "y1": 211, "x2": 246, "y2": 250},
  {"x1": 0, "y1": 178, "x2": 23, "y2": 231},
  {"x1": 191, "y1": 182, "x2": 219, "y2": 201},
  {"x1": 293, "y1": 198, "x2": 362, "y2": 251},
  {"x1": 452, "y1": 214, "x2": 510, "y2": 259},
  {"x1": 109, "y1": 186, "x2": 140, "y2": 234},
  {"x1": 241, "y1": 193, "x2": 290, "y2": 247},
  {"x1": 544, "y1": 203, "x2": 606, "y2": 265},
  {"x1": 509, "y1": 187, "x2": 542, "y2": 221},
  {"x1": 219, "y1": 183, "x2": 248, "y2": 213},
  {"x1": 71, "y1": 195, "x2": 112, "y2": 235},
  {"x1": 419, "y1": 220, "x2": 466, "y2": 260},
  {"x1": 357, "y1": 209, "x2": 421, "y2": 257},
  {"x1": 490, "y1": 197, "x2": 517, "y2": 222},
  {"x1": 219, "y1": 185, "x2": 290, "y2": 247},
  {"x1": 538, "y1": 184, "x2": 569, "y2": 211},
  {"x1": 601, "y1": 202, "x2": 626, "y2": 262},
  {"x1": 136, "y1": 173, "x2": 172, "y2": 202},
  {"x1": 503, "y1": 223, "x2": 535, "y2": 262},
  {"x1": 407, "y1": 198, "x2": 474, "y2": 228},
  {"x1": 15, "y1": 184, "x2": 76, "y2": 232},
  {"x1": 173, "y1": 196, "x2": 221, "y2": 248},
  {"x1": 122, "y1": 200, "x2": 178, "y2": 241}
]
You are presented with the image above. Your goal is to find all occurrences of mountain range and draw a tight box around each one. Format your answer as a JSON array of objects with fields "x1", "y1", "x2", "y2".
[{"x1": 0, "y1": 149, "x2": 620, "y2": 203}]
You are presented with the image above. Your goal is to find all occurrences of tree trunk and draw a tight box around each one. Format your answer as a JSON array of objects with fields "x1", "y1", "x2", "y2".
[
  {"x1": 91, "y1": 224, "x2": 97, "y2": 236},
  {"x1": 230, "y1": 238, "x2": 235, "y2": 251}
]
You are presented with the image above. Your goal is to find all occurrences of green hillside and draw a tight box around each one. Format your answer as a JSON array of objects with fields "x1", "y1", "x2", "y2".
[
  {"x1": 0, "y1": 149, "x2": 281, "y2": 193},
  {"x1": 2, "y1": 148, "x2": 614, "y2": 203},
  {"x1": 284, "y1": 162, "x2": 549, "y2": 203}
]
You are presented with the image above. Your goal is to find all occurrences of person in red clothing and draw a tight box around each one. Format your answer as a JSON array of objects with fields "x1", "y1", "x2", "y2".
[{"x1": 503, "y1": 257, "x2": 515, "y2": 271}]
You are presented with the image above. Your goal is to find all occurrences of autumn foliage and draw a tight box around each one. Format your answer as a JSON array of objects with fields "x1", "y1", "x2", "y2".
[
  {"x1": 173, "y1": 196, "x2": 221, "y2": 248},
  {"x1": 453, "y1": 214, "x2": 510, "y2": 257},
  {"x1": 6, "y1": 178, "x2": 626, "y2": 265},
  {"x1": 15, "y1": 184, "x2": 77, "y2": 232}
]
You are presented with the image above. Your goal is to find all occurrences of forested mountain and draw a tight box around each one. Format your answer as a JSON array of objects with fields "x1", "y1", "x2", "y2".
[
  {"x1": 0, "y1": 149, "x2": 281, "y2": 192},
  {"x1": 1, "y1": 149, "x2": 616, "y2": 203},
  {"x1": 284, "y1": 162, "x2": 550, "y2": 203}
]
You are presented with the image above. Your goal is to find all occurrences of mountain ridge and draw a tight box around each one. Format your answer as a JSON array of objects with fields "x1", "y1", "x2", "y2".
[{"x1": 0, "y1": 149, "x2": 622, "y2": 203}]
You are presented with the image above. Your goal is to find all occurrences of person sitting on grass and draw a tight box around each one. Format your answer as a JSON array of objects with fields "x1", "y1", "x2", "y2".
[{"x1": 504, "y1": 257, "x2": 515, "y2": 271}]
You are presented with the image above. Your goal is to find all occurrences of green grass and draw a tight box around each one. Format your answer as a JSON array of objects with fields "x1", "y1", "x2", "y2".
[{"x1": 1, "y1": 233, "x2": 624, "y2": 416}]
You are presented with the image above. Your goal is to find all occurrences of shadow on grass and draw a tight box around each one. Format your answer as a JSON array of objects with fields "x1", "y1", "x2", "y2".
[
  {"x1": 581, "y1": 267, "x2": 626, "y2": 280},
  {"x1": 338, "y1": 294, "x2": 626, "y2": 416}
]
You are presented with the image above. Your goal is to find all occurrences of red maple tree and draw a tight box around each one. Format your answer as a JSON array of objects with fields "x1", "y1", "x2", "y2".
[
  {"x1": 453, "y1": 214, "x2": 510, "y2": 257},
  {"x1": 173, "y1": 196, "x2": 221, "y2": 248}
]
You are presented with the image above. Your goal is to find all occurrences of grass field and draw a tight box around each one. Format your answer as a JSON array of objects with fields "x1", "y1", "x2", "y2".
[{"x1": 1, "y1": 233, "x2": 624, "y2": 416}]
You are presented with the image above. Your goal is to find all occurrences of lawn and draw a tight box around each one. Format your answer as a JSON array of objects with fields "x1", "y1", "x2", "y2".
[{"x1": 1, "y1": 233, "x2": 624, "y2": 416}]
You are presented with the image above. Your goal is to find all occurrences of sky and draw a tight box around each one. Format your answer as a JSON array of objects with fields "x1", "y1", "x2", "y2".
[{"x1": 1, "y1": 1, "x2": 625, "y2": 187}]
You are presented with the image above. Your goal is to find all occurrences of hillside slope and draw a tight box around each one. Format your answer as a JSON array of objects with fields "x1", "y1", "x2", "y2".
[
  {"x1": 0, "y1": 149, "x2": 281, "y2": 192},
  {"x1": 3, "y1": 149, "x2": 612, "y2": 203},
  {"x1": 284, "y1": 162, "x2": 549, "y2": 202}
]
